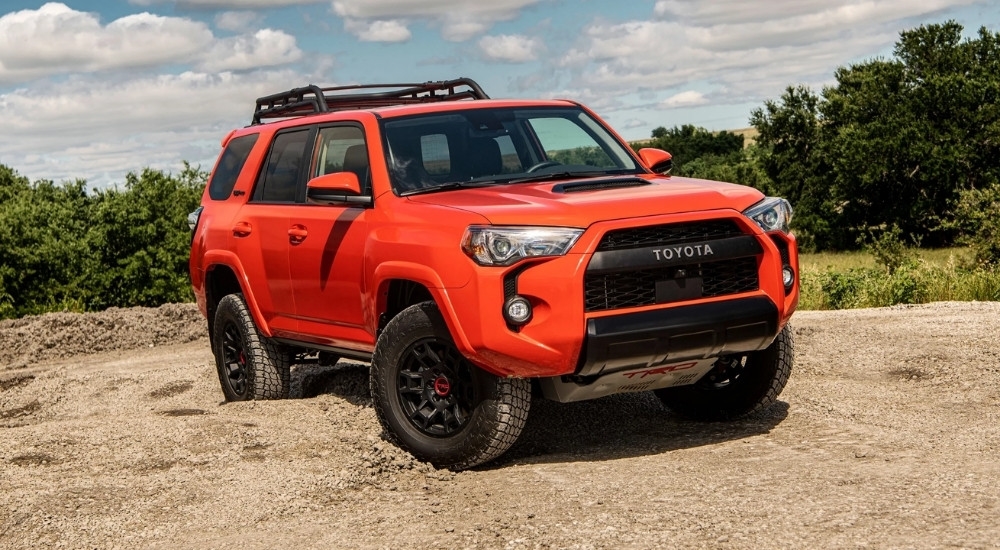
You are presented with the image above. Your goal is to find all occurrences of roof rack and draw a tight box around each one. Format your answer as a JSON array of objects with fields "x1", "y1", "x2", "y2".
[{"x1": 251, "y1": 77, "x2": 490, "y2": 125}]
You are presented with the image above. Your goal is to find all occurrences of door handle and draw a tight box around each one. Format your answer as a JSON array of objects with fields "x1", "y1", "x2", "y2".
[
  {"x1": 232, "y1": 221, "x2": 252, "y2": 237},
  {"x1": 288, "y1": 225, "x2": 308, "y2": 244}
]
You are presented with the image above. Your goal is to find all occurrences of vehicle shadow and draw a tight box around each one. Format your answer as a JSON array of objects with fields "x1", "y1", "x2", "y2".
[
  {"x1": 289, "y1": 361, "x2": 372, "y2": 406},
  {"x1": 495, "y1": 393, "x2": 789, "y2": 467},
  {"x1": 286, "y1": 361, "x2": 789, "y2": 467}
]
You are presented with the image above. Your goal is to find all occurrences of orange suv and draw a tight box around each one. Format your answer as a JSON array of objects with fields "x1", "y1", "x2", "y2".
[{"x1": 189, "y1": 78, "x2": 798, "y2": 469}]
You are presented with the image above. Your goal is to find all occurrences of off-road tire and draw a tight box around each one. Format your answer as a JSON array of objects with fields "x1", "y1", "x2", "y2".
[
  {"x1": 655, "y1": 324, "x2": 793, "y2": 420},
  {"x1": 370, "y1": 301, "x2": 530, "y2": 470},
  {"x1": 212, "y1": 293, "x2": 291, "y2": 401}
]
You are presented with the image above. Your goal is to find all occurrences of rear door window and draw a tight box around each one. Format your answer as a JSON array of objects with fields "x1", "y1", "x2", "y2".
[{"x1": 253, "y1": 129, "x2": 310, "y2": 203}]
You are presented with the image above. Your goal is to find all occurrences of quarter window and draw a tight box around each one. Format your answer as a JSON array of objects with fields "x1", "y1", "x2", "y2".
[{"x1": 208, "y1": 134, "x2": 258, "y2": 200}]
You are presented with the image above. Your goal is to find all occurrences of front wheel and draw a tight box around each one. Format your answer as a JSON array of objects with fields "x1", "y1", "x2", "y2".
[
  {"x1": 655, "y1": 324, "x2": 793, "y2": 420},
  {"x1": 370, "y1": 302, "x2": 530, "y2": 470}
]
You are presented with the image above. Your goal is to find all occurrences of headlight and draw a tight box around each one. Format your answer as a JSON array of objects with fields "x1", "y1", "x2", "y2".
[
  {"x1": 462, "y1": 226, "x2": 583, "y2": 266},
  {"x1": 743, "y1": 197, "x2": 793, "y2": 233}
]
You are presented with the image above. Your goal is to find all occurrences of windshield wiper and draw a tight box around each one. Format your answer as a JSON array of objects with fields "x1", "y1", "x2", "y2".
[
  {"x1": 399, "y1": 181, "x2": 497, "y2": 197},
  {"x1": 505, "y1": 169, "x2": 633, "y2": 185}
]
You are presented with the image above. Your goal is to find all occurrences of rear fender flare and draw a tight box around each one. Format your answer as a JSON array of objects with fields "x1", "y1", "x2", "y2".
[{"x1": 202, "y1": 250, "x2": 274, "y2": 338}]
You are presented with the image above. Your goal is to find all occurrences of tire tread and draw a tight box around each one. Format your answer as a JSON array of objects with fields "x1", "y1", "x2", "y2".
[
  {"x1": 213, "y1": 293, "x2": 290, "y2": 401},
  {"x1": 370, "y1": 301, "x2": 530, "y2": 470}
]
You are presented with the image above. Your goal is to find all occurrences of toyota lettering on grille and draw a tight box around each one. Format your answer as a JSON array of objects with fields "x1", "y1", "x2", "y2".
[
  {"x1": 652, "y1": 244, "x2": 714, "y2": 261},
  {"x1": 585, "y1": 235, "x2": 763, "y2": 274}
]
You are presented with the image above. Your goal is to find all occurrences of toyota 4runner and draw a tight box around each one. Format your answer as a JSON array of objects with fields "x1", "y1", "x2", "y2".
[{"x1": 188, "y1": 78, "x2": 798, "y2": 470}]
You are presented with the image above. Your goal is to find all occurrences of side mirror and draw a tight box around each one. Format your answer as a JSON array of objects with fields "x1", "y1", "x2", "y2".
[
  {"x1": 637, "y1": 148, "x2": 673, "y2": 175},
  {"x1": 306, "y1": 172, "x2": 372, "y2": 206}
]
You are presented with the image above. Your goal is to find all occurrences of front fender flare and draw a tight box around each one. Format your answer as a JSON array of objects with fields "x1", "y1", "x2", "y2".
[{"x1": 372, "y1": 261, "x2": 475, "y2": 357}]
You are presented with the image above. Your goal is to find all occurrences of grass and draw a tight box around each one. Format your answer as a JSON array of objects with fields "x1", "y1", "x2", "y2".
[
  {"x1": 797, "y1": 247, "x2": 1000, "y2": 310},
  {"x1": 799, "y1": 247, "x2": 972, "y2": 272}
]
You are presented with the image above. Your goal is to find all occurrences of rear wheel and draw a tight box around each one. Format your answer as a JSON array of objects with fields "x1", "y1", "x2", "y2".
[
  {"x1": 655, "y1": 325, "x2": 793, "y2": 420},
  {"x1": 370, "y1": 302, "x2": 530, "y2": 470},
  {"x1": 212, "y1": 293, "x2": 290, "y2": 401}
]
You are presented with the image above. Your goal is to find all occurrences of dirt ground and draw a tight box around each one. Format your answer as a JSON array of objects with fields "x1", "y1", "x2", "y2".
[{"x1": 1, "y1": 302, "x2": 998, "y2": 549}]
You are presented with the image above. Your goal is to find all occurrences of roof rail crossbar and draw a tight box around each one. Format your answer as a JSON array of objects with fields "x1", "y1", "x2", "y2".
[{"x1": 251, "y1": 77, "x2": 489, "y2": 125}]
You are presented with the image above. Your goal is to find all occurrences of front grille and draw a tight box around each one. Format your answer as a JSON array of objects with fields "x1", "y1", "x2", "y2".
[
  {"x1": 597, "y1": 220, "x2": 743, "y2": 251},
  {"x1": 584, "y1": 256, "x2": 759, "y2": 312}
]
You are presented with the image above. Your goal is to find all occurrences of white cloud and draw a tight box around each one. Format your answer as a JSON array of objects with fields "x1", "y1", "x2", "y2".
[
  {"x1": 0, "y1": 3, "x2": 304, "y2": 84},
  {"x1": 0, "y1": 3, "x2": 213, "y2": 84},
  {"x1": 0, "y1": 70, "x2": 304, "y2": 186},
  {"x1": 555, "y1": 0, "x2": 982, "y2": 108},
  {"x1": 344, "y1": 19, "x2": 412, "y2": 42},
  {"x1": 654, "y1": 0, "x2": 844, "y2": 25},
  {"x1": 620, "y1": 118, "x2": 647, "y2": 130},
  {"x1": 658, "y1": 90, "x2": 709, "y2": 109},
  {"x1": 130, "y1": 0, "x2": 323, "y2": 7},
  {"x1": 440, "y1": 18, "x2": 489, "y2": 42},
  {"x1": 478, "y1": 34, "x2": 542, "y2": 63},
  {"x1": 332, "y1": 0, "x2": 545, "y2": 41},
  {"x1": 214, "y1": 11, "x2": 261, "y2": 32},
  {"x1": 199, "y1": 29, "x2": 302, "y2": 71},
  {"x1": 539, "y1": 87, "x2": 625, "y2": 113}
]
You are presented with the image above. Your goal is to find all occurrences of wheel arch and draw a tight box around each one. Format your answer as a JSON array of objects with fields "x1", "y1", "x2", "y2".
[
  {"x1": 372, "y1": 262, "x2": 474, "y2": 354},
  {"x1": 203, "y1": 252, "x2": 272, "y2": 339}
]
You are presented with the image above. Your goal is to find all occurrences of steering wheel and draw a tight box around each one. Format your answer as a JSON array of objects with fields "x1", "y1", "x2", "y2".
[{"x1": 525, "y1": 160, "x2": 562, "y2": 173}]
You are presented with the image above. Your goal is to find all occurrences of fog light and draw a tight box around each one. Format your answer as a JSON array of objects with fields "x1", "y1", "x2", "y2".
[
  {"x1": 782, "y1": 266, "x2": 795, "y2": 289},
  {"x1": 504, "y1": 296, "x2": 532, "y2": 325}
]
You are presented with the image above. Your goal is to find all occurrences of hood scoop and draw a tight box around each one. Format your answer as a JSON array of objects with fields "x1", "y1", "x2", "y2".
[{"x1": 552, "y1": 177, "x2": 650, "y2": 194}]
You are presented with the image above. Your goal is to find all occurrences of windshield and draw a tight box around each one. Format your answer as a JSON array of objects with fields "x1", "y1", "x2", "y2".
[{"x1": 381, "y1": 106, "x2": 642, "y2": 194}]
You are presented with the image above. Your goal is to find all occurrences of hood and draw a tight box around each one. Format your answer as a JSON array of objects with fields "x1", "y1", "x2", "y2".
[{"x1": 405, "y1": 174, "x2": 766, "y2": 227}]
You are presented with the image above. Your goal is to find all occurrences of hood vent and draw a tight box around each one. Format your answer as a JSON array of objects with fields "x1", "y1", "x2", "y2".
[{"x1": 552, "y1": 178, "x2": 650, "y2": 193}]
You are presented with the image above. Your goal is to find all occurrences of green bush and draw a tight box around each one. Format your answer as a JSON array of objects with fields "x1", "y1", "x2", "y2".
[
  {"x1": 0, "y1": 163, "x2": 206, "y2": 319},
  {"x1": 802, "y1": 257, "x2": 1000, "y2": 309},
  {"x1": 861, "y1": 225, "x2": 918, "y2": 274},
  {"x1": 953, "y1": 183, "x2": 1000, "y2": 267}
]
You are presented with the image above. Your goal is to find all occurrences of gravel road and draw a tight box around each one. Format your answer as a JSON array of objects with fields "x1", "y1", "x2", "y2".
[{"x1": 2, "y1": 302, "x2": 998, "y2": 549}]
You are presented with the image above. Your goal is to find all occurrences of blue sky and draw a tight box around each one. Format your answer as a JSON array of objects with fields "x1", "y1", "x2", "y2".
[{"x1": 0, "y1": 0, "x2": 996, "y2": 187}]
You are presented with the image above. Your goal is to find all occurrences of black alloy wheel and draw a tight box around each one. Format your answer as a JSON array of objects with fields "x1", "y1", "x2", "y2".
[
  {"x1": 220, "y1": 321, "x2": 250, "y2": 398},
  {"x1": 396, "y1": 337, "x2": 478, "y2": 437}
]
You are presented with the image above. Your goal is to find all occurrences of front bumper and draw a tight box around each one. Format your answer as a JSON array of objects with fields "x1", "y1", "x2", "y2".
[
  {"x1": 444, "y1": 211, "x2": 797, "y2": 379},
  {"x1": 578, "y1": 296, "x2": 778, "y2": 377}
]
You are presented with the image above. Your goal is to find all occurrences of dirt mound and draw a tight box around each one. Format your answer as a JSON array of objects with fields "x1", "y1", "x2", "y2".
[{"x1": 0, "y1": 303, "x2": 204, "y2": 370}]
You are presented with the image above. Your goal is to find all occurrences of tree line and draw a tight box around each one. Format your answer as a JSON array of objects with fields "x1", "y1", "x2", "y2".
[
  {"x1": 635, "y1": 21, "x2": 1000, "y2": 262},
  {"x1": 0, "y1": 164, "x2": 203, "y2": 319}
]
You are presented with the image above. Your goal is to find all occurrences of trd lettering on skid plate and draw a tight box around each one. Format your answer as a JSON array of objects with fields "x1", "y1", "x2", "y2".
[{"x1": 621, "y1": 362, "x2": 698, "y2": 379}]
